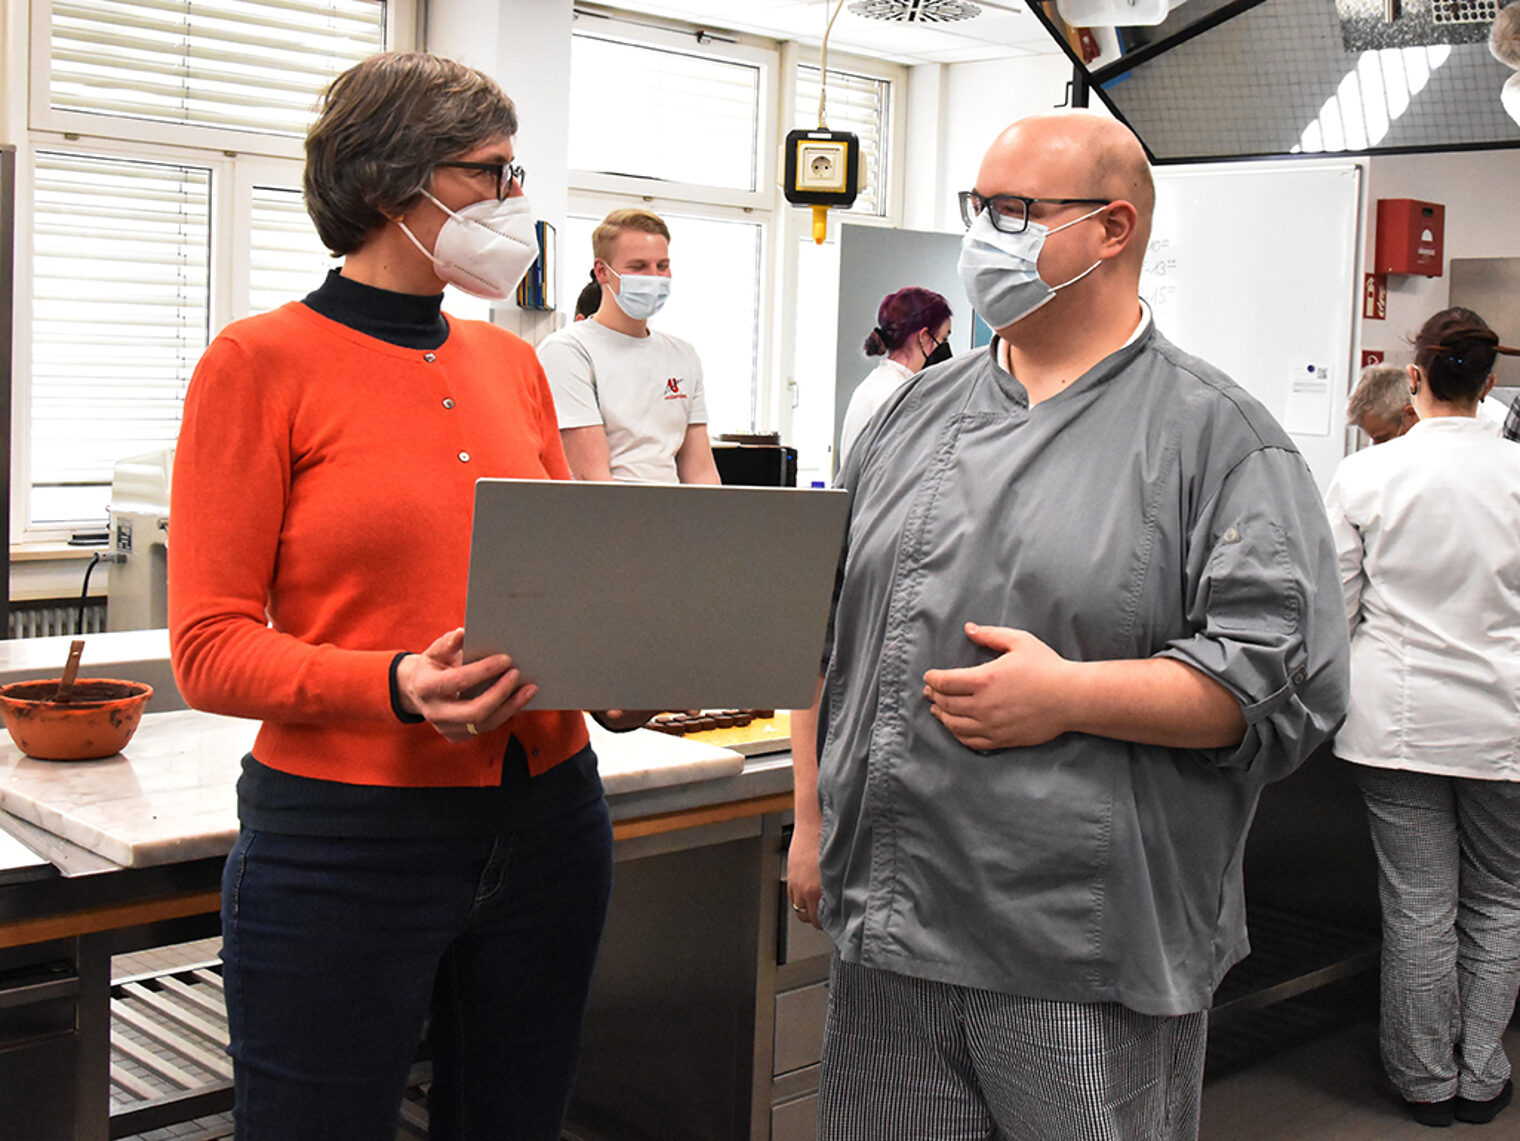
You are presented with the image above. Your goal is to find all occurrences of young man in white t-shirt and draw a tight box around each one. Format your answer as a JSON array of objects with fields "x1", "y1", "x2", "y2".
[{"x1": 537, "y1": 209, "x2": 721, "y2": 484}]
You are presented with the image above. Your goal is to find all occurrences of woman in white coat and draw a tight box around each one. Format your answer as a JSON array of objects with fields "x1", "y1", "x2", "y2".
[
  {"x1": 1325, "y1": 306, "x2": 1520, "y2": 1128},
  {"x1": 835, "y1": 287, "x2": 951, "y2": 474}
]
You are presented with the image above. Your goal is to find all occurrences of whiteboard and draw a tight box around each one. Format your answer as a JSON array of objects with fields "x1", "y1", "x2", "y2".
[{"x1": 1141, "y1": 163, "x2": 1363, "y2": 494}]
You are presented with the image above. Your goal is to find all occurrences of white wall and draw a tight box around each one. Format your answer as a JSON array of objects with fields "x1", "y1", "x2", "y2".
[
  {"x1": 1361, "y1": 149, "x2": 1520, "y2": 367},
  {"x1": 428, "y1": 0, "x2": 574, "y2": 342},
  {"x1": 904, "y1": 53, "x2": 1078, "y2": 235}
]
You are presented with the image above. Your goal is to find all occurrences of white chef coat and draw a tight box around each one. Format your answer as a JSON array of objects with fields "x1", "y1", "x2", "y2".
[
  {"x1": 836, "y1": 358, "x2": 914, "y2": 475},
  {"x1": 1325, "y1": 416, "x2": 1520, "y2": 779}
]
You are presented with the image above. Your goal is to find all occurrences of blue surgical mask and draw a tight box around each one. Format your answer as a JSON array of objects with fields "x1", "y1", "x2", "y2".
[
  {"x1": 606, "y1": 265, "x2": 671, "y2": 321},
  {"x1": 957, "y1": 205, "x2": 1106, "y2": 330}
]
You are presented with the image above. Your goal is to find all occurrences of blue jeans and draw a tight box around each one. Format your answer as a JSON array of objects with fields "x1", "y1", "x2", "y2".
[{"x1": 219, "y1": 796, "x2": 614, "y2": 1141}]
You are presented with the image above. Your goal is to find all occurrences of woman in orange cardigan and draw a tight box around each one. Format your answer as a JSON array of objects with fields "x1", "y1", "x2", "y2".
[{"x1": 169, "y1": 53, "x2": 637, "y2": 1141}]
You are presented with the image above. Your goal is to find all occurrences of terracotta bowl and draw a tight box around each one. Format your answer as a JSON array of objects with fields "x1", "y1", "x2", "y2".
[{"x1": 0, "y1": 678, "x2": 154, "y2": 761}]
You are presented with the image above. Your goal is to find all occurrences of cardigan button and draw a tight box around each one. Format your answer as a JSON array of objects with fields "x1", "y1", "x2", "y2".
[
  {"x1": 442, "y1": 398, "x2": 455, "y2": 409},
  {"x1": 423, "y1": 352, "x2": 437, "y2": 363},
  {"x1": 458, "y1": 451, "x2": 471, "y2": 463}
]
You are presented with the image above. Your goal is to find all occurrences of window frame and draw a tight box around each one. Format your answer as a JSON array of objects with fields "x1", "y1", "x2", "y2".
[
  {"x1": 27, "y1": 0, "x2": 415, "y2": 159},
  {"x1": 563, "y1": 187, "x2": 778, "y2": 435},
  {"x1": 563, "y1": 20, "x2": 907, "y2": 445},
  {"x1": 790, "y1": 45, "x2": 907, "y2": 231},
  {"x1": 10, "y1": 0, "x2": 416, "y2": 545},
  {"x1": 566, "y1": 20, "x2": 780, "y2": 213}
]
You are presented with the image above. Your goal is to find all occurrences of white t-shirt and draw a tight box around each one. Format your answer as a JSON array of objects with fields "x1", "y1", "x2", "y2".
[
  {"x1": 836, "y1": 358, "x2": 914, "y2": 476},
  {"x1": 1324, "y1": 416, "x2": 1520, "y2": 780},
  {"x1": 537, "y1": 319, "x2": 707, "y2": 484}
]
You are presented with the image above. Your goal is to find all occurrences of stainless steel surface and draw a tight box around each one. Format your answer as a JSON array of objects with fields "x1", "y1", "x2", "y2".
[
  {"x1": 778, "y1": 899, "x2": 835, "y2": 965},
  {"x1": 773, "y1": 982, "x2": 828, "y2": 1076},
  {"x1": 1451, "y1": 257, "x2": 1520, "y2": 390},
  {"x1": 770, "y1": 1092, "x2": 819, "y2": 1141}
]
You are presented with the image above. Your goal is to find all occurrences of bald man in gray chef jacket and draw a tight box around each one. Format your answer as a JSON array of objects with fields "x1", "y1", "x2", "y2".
[{"x1": 785, "y1": 112, "x2": 1350, "y2": 1141}]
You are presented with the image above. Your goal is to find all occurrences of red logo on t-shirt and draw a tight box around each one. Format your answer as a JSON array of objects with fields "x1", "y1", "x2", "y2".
[{"x1": 664, "y1": 377, "x2": 686, "y2": 401}]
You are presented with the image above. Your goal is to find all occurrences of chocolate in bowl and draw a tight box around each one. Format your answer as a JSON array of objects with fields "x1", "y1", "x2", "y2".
[{"x1": 0, "y1": 678, "x2": 154, "y2": 761}]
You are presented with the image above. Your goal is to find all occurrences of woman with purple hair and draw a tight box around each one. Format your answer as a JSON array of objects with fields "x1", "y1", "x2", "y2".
[{"x1": 836, "y1": 286, "x2": 952, "y2": 473}]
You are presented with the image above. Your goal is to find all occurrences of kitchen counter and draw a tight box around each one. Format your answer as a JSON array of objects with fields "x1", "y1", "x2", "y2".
[
  {"x1": 0, "y1": 710, "x2": 751, "y2": 871},
  {"x1": 0, "y1": 639, "x2": 801, "y2": 1141}
]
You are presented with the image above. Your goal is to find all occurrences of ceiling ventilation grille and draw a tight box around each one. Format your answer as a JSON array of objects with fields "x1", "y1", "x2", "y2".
[{"x1": 847, "y1": 0, "x2": 984, "y2": 22}]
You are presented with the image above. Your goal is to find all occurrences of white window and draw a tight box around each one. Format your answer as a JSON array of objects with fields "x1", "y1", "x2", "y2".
[
  {"x1": 795, "y1": 65, "x2": 892, "y2": 218},
  {"x1": 248, "y1": 186, "x2": 335, "y2": 317},
  {"x1": 563, "y1": 209, "x2": 764, "y2": 433},
  {"x1": 28, "y1": 153, "x2": 210, "y2": 525},
  {"x1": 564, "y1": 23, "x2": 777, "y2": 436},
  {"x1": 569, "y1": 34, "x2": 764, "y2": 198},
  {"x1": 13, "y1": 0, "x2": 404, "y2": 539}
]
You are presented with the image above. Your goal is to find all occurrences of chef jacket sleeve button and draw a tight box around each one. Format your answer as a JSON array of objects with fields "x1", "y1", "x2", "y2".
[{"x1": 1291, "y1": 667, "x2": 1307, "y2": 685}]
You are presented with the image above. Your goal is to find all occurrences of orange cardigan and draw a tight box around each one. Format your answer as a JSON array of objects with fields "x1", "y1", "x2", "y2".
[{"x1": 168, "y1": 303, "x2": 589, "y2": 785}]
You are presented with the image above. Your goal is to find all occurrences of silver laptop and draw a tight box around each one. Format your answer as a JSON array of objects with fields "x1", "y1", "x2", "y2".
[{"x1": 463, "y1": 479, "x2": 851, "y2": 711}]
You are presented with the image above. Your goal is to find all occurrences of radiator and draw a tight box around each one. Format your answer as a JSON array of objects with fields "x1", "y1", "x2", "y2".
[{"x1": 8, "y1": 600, "x2": 108, "y2": 639}]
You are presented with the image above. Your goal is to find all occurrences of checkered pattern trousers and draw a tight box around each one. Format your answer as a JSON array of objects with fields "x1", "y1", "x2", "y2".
[
  {"x1": 817, "y1": 955, "x2": 1206, "y2": 1141},
  {"x1": 1356, "y1": 765, "x2": 1520, "y2": 1103}
]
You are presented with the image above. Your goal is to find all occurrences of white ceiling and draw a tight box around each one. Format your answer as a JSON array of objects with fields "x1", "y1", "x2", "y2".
[{"x1": 583, "y1": 0, "x2": 1066, "y2": 64}]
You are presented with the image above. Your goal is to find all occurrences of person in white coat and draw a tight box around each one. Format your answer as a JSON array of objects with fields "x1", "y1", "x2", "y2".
[
  {"x1": 1324, "y1": 306, "x2": 1520, "y2": 1129},
  {"x1": 834, "y1": 286, "x2": 951, "y2": 474}
]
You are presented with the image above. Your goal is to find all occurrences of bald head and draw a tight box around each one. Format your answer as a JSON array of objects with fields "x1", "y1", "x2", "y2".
[{"x1": 978, "y1": 112, "x2": 1154, "y2": 265}]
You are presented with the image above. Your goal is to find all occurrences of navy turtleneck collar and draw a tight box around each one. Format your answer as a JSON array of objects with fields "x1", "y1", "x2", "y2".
[{"x1": 301, "y1": 269, "x2": 450, "y2": 351}]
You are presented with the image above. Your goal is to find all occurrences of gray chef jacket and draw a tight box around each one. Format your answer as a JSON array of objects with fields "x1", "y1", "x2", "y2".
[{"x1": 817, "y1": 318, "x2": 1349, "y2": 1017}]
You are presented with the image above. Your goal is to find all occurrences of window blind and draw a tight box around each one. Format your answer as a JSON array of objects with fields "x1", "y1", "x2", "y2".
[
  {"x1": 796, "y1": 65, "x2": 890, "y2": 217},
  {"x1": 249, "y1": 184, "x2": 333, "y2": 314},
  {"x1": 48, "y1": 0, "x2": 386, "y2": 137},
  {"x1": 29, "y1": 152, "x2": 210, "y2": 525},
  {"x1": 569, "y1": 34, "x2": 761, "y2": 192},
  {"x1": 246, "y1": 186, "x2": 492, "y2": 319}
]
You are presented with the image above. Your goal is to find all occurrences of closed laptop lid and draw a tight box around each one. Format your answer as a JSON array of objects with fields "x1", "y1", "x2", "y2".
[{"x1": 463, "y1": 479, "x2": 850, "y2": 711}]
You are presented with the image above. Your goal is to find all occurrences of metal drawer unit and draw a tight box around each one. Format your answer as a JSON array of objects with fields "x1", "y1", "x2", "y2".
[
  {"x1": 0, "y1": 957, "x2": 82, "y2": 1141},
  {"x1": 765, "y1": 824, "x2": 833, "y2": 1141}
]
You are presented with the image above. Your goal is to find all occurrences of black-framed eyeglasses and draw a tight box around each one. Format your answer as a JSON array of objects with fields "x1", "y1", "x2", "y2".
[
  {"x1": 959, "y1": 191, "x2": 1109, "y2": 234},
  {"x1": 433, "y1": 160, "x2": 526, "y2": 200}
]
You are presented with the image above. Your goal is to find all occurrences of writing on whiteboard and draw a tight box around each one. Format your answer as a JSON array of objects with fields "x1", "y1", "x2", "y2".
[{"x1": 1140, "y1": 236, "x2": 1179, "y2": 328}]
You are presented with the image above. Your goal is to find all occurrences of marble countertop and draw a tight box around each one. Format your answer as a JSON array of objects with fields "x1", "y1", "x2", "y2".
[{"x1": 0, "y1": 708, "x2": 744, "y2": 871}]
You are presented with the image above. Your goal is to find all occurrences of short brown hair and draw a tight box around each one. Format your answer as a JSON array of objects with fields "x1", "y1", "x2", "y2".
[
  {"x1": 591, "y1": 208, "x2": 671, "y2": 265},
  {"x1": 304, "y1": 52, "x2": 518, "y2": 256}
]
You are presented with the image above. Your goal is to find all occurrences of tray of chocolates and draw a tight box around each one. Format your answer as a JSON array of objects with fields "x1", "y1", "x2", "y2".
[{"x1": 646, "y1": 709, "x2": 791, "y2": 756}]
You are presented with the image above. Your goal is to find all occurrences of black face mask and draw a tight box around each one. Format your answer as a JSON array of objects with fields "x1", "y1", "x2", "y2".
[{"x1": 924, "y1": 336, "x2": 953, "y2": 367}]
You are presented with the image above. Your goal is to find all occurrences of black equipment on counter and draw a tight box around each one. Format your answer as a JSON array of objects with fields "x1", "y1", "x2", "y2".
[{"x1": 713, "y1": 434, "x2": 797, "y2": 488}]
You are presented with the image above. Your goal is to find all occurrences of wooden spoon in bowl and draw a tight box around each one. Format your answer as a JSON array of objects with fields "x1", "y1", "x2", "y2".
[{"x1": 54, "y1": 639, "x2": 85, "y2": 704}]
